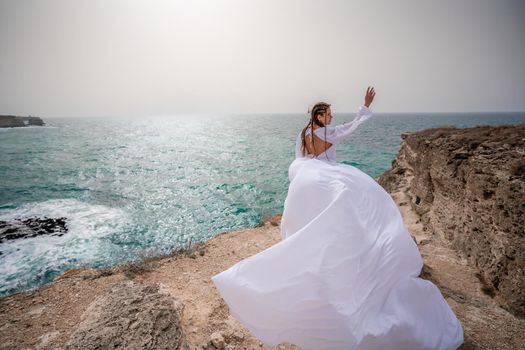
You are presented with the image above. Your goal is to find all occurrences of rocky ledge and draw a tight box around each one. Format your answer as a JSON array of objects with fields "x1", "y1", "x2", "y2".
[
  {"x1": 0, "y1": 115, "x2": 45, "y2": 128},
  {"x1": 378, "y1": 124, "x2": 525, "y2": 318}
]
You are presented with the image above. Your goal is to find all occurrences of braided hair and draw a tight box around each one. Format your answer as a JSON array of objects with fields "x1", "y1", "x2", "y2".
[{"x1": 300, "y1": 102, "x2": 331, "y2": 160}]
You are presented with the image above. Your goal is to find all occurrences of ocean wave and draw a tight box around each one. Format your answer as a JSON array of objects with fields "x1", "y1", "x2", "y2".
[{"x1": 0, "y1": 199, "x2": 130, "y2": 296}]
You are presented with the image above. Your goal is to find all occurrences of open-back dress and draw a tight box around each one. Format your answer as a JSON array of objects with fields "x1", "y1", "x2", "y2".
[{"x1": 211, "y1": 106, "x2": 464, "y2": 350}]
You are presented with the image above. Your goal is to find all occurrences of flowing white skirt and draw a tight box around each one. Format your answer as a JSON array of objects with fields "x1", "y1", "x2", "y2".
[{"x1": 212, "y1": 157, "x2": 464, "y2": 350}]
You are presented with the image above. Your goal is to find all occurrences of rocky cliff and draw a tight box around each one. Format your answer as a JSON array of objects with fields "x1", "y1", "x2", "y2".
[
  {"x1": 0, "y1": 115, "x2": 45, "y2": 127},
  {"x1": 378, "y1": 124, "x2": 525, "y2": 318}
]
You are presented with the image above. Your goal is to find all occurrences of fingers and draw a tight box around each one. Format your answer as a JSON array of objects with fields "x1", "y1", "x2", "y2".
[{"x1": 364, "y1": 86, "x2": 376, "y2": 107}]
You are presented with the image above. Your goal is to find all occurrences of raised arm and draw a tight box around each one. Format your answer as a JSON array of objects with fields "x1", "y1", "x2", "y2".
[{"x1": 325, "y1": 87, "x2": 376, "y2": 144}]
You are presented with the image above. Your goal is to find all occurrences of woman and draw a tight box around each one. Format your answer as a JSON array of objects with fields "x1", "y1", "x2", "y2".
[{"x1": 212, "y1": 88, "x2": 464, "y2": 350}]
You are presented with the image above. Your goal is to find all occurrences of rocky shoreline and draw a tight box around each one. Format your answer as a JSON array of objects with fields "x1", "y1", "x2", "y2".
[
  {"x1": 0, "y1": 115, "x2": 45, "y2": 128},
  {"x1": 1, "y1": 124, "x2": 524, "y2": 349}
]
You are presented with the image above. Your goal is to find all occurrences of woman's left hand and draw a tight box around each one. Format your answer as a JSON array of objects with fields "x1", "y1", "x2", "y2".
[{"x1": 364, "y1": 86, "x2": 376, "y2": 108}]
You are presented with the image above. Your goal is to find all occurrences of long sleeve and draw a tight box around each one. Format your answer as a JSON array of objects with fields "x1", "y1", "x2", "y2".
[{"x1": 324, "y1": 105, "x2": 373, "y2": 144}]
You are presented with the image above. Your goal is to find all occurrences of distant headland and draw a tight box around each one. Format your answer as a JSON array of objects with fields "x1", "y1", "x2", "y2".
[{"x1": 0, "y1": 115, "x2": 45, "y2": 128}]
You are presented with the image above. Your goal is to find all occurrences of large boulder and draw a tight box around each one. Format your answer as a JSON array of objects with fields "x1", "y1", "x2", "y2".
[
  {"x1": 65, "y1": 280, "x2": 189, "y2": 350},
  {"x1": 378, "y1": 124, "x2": 525, "y2": 318}
]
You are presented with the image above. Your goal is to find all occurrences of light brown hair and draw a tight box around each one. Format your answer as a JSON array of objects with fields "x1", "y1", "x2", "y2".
[{"x1": 300, "y1": 102, "x2": 331, "y2": 158}]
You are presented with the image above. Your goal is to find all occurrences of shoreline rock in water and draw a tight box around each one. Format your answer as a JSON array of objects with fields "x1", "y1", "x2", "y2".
[
  {"x1": 0, "y1": 217, "x2": 68, "y2": 243},
  {"x1": 0, "y1": 115, "x2": 45, "y2": 128},
  {"x1": 377, "y1": 124, "x2": 525, "y2": 318},
  {"x1": 0, "y1": 124, "x2": 524, "y2": 349}
]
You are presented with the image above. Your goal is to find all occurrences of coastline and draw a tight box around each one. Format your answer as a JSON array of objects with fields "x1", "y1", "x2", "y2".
[
  {"x1": 0, "y1": 115, "x2": 44, "y2": 128},
  {"x1": 1, "y1": 125, "x2": 524, "y2": 349}
]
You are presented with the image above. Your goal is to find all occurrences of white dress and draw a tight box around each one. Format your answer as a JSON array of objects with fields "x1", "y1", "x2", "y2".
[{"x1": 212, "y1": 106, "x2": 464, "y2": 350}]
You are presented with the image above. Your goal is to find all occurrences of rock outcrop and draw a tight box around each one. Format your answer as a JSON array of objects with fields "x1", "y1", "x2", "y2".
[
  {"x1": 0, "y1": 217, "x2": 68, "y2": 243},
  {"x1": 378, "y1": 124, "x2": 525, "y2": 318},
  {"x1": 24, "y1": 116, "x2": 45, "y2": 126},
  {"x1": 0, "y1": 115, "x2": 45, "y2": 127},
  {"x1": 0, "y1": 115, "x2": 26, "y2": 128},
  {"x1": 64, "y1": 280, "x2": 189, "y2": 350}
]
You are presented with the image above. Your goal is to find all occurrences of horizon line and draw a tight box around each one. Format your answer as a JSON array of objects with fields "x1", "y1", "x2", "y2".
[{"x1": 3, "y1": 110, "x2": 525, "y2": 118}]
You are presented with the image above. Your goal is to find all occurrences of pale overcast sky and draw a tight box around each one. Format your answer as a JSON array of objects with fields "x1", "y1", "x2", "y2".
[{"x1": 0, "y1": 0, "x2": 524, "y2": 117}]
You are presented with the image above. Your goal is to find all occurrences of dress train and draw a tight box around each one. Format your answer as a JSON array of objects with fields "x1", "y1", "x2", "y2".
[{"x1": 212, "y1": 157, "x2": 464, "y2": 350}]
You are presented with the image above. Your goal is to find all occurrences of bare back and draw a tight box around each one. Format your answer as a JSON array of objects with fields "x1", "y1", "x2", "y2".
[{"x1": 305, "y1": 128, "x2": 333, "y2": 156}]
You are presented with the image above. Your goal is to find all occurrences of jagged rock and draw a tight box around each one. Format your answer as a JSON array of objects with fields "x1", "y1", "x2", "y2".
[
  {"x1": 64, "y1": 280, "x2": 189, "y2": 350},
  {"x1": 209, "y1": 331, "x2": 226, "y2": 349},
  {"x1": 0, "y1": 217, "x2": 67, "y2": 243},
  {"x1": 377, "y1": 124, "x2": 525, "y2": 317},
  {"x1": 226, "y1": 329, "x2": 244, "y2": 341}
]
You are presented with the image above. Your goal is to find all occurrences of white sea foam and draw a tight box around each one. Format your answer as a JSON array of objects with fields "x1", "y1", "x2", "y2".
[{"x1": 0, "y1": 199, "x2": 130, "y2": 295}]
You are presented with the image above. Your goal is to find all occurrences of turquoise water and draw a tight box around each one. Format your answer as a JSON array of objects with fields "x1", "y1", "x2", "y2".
[{"x1": 1, "y1": 112, "x2": 524, "y2": 296}]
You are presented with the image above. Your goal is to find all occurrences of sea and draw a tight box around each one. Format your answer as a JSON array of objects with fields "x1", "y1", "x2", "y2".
[{"x1": 1, "y1": 112, "x2": 524, "y2": 296}]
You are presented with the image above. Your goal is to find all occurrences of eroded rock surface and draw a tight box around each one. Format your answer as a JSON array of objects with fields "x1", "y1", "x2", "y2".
[
  {"x1": 64, "y1": 280, "x2": 189, "y2": 350},
  {"x1": 378, "y1": 124, "x2": 525, "y2": 317}
]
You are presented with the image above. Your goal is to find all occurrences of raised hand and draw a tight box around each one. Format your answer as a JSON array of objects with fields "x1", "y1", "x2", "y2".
[{"x1": 364, "y1": 86, "x2": 376, "y2": 108}]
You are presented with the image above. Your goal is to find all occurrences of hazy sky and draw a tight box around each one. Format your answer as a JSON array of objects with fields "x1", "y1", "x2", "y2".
[{"x1": 0, "y1": 0, "x2": 524, "y2": 117}]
